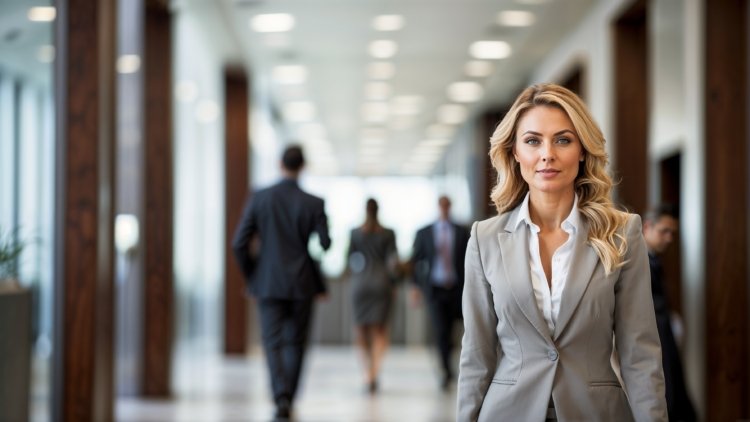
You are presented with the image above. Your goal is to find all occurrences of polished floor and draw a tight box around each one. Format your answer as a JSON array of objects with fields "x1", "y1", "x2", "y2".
[{"x1": 117, "y1": 345, "x2": 457, "y2": 422}]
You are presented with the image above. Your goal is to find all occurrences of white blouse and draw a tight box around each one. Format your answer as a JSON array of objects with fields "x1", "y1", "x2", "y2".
[{"x1": 514, "y1": 193, "x2": 580, "y2": 334}]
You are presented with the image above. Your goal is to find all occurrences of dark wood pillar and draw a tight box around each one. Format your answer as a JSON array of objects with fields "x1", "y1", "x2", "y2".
[
  {"x1": 613, "y1": 0, "x2": 649, "y2": 215},
  {"x1": 704, "y1": 0, "x2": 749, "y2": 419},
  {"x1": 53, "y1": 0, "x2": 117, "y2": 420},
  {"x1": 223, "y1": 68, "x2": 250, "y2": 355},
  {"x1": 141, "y1": 0, "x2": 174, "y2": 397}
]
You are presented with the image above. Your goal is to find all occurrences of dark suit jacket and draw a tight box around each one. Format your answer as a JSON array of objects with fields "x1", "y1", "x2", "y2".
[
  {"x1": 411, "y1": 220, "x2": 470, "y2": 296},
  {"x1": 232, "y1": 178, "x2": 331, "y2": 299}
]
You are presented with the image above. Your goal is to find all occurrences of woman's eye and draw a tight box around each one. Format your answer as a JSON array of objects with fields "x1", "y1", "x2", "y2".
[
  {"x1": 525, "y1": 138, "x2": 540, "y2": 145},
  {"x1": 556, "y1": 137, "x2": 571, "y2": 144}
]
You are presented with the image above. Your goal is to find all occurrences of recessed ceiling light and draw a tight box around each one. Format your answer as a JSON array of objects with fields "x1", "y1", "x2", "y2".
[
  {"x1": 369, "y1": 40, "x2": 398, "y2": 59},
  {"x1": 469, "y1": 41, "x2": 512, "y2": 60},
  {"x1": 272, "y1": 65, "x2": 307, "y2": 84},
  {"x1": 464, "y1": 60, "x2": 494, "y2": 77},
  {"x1": 250, "y1": 13, "x2": 295, "y2": 32},
  {"x1": 447, "y1": 81, "x2": 484, "y2": 103},
  {"x1": 367, "y1": 62, "x2": 396, "y2": 80},
  {"x1": 116, "y1": 55, "x2": 141, "y2": 74},
  {"x1": 497, "y1": 10, "x2": 536, "y2": 27},
  {"x1": 437, "y1": 104, "x2": 468, "y2": 125},
  {"x1": 28, "y1": 7, "x2": 55, "y2": 22},
  {"x1": 372, "y1": 15, "x2": 405, "y2": 31}
]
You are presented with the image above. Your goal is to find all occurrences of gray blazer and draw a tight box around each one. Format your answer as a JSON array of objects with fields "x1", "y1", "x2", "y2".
[{"x1": 457, "y1": 208, "x2": 667, "y2": 422}]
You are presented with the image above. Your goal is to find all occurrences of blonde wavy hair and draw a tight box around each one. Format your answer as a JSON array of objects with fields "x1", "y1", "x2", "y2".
[{"x1": 489, "y1": 83, "x2": 628, "y2": 273}]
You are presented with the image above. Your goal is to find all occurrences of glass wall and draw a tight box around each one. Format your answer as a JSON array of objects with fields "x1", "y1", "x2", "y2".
[{"x1": 0, "y1": 0, "x2": 55, "y2": 420}]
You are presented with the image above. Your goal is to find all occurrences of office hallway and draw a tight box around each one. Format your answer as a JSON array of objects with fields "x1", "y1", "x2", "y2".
[{"x1": 117, "y1": 346, "x2": 456, "y2": 422}]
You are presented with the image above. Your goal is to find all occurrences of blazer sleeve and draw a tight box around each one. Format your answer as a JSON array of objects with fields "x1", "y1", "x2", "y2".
[
  {"x1": 457, "y1": 222, "x2": 499, "y2": 422},
  {"x1": 314, "y1": 198, "x2": 331, "y2": 251},
  {"x1": 614, "y1": 215, "x2": 668, "y2": 422}
]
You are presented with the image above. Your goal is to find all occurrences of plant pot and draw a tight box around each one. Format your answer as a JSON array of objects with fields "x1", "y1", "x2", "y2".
[{"x1": 0, "y1": 280, "x2": 31, "y2": 422}]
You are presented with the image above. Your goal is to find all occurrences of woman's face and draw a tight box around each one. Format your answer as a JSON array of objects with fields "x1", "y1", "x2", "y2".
[{"x1": 513, "y1": 105, "x2": 584, "y2": 196}]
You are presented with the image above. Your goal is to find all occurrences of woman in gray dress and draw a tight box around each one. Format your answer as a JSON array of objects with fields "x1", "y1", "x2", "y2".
[{"x1": 347, "y1": 198, "x2": 399, "y2": 393}]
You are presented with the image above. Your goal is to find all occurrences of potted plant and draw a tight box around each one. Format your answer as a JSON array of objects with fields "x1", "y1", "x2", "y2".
[
  {"x1": 0, "y1": 227, "x2": 25, "y2": 290},
  {"x1": 0, "y1": 226, "x2": 32, "y2": 422}
]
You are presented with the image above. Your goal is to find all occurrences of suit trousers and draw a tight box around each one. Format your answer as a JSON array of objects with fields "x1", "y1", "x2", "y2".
[
  {"x1": 258, "y1": 298, "x2": 314, "y2": 406},
  {"x1": 427, "y1": 284, "x2": 462, "y2": 378}
]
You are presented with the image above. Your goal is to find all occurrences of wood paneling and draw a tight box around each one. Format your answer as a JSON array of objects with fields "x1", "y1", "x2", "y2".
[
  {"x1": 560, "y1": 65, "x2": 584, "y2": 100},
  {"x1": 613, "y1": 0, "x2": 649, "y2": 215},
  {"x1": 659, "y1": 154, "x2": 683, "y2": 317},
  {"x1": 223, "y1": 68, "x2": 250, "y2": 355},
  {"x1": 53, "y1": 0, "x2": 117, "y2": 420},
  {"x1": 141, "y1": 1, "x2": 174, "y2": 397},
  {"x1": 704, "y1": 0, "x2": 749, "y2": 419}
]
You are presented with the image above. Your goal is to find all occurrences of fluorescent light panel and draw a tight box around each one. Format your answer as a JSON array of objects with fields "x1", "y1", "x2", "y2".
[
  {"x1": 367, "y1": 62, "x2": 396, "y2": 79},
  {"x1": 250, "y1": 13, "x2": 295, "y2": 32},
  {"x1": 28, "y1": 7, "x2": 55, "y2": 22},
  {"x1": 369, "y1": 40, "x2": 398, "y2": 59},
  {"x1": 497, "y1": 10, "x2": 536, "y2": 27},
  {"x1": 272, "y1": 65, "x2": 307, "y2": 84},
  {"x1": 372, "y1": 15, "x2": 405, "y2": 31},
  {"x1": 447, "y1": 81, "x2": 484, "y2": 103},
  {"x1": 437, "y1": 104, "x2": 468, "y2": 125},
  {"x1": 116, "y1": 55, "x2": 141, "y2": 74},
  {"x1": 469, "y1": 41, "x2": 512, "y2": 60}
]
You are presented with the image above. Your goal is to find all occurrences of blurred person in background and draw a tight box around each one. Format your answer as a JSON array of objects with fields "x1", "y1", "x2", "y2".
[
  {"x1": 345, "y1": 198, "x2": 400, "y2": 393},
  {"x1": 643, "y1": 204, "x2": 696, "y2": 422},
  {"x1": 457, "y1": 83, "x2": 667, "y2": 421},
  {"x1": 411, "y1": 195, "x2": 471, "y2": 391},
  {"x1": 232, "y1": 145, "x2": 331, "y2": 421}
]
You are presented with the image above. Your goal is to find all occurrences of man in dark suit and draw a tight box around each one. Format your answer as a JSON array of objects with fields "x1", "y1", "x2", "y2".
[
  {"x1": 232, "y1": 145, "x2": 331, "y2": 420},
  {"x1": 411, "y1": 195, "x2": 470, "y2": 391},
  {"x1": 643, "y1": 204, "x2": 696, "y2": 422}
]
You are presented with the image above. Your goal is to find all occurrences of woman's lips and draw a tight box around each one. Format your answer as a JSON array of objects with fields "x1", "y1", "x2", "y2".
[{"x1": 537, "y1": 169, "x2": 560, "y2": 178}]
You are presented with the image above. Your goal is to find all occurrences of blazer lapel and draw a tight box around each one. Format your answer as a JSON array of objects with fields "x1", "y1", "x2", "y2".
[
  {"x1": 498, "y1": 216, "x2": 552, "y2": 342},
  {"x1": 553, "y1": 219, "x2": 599, "y2": 340}
]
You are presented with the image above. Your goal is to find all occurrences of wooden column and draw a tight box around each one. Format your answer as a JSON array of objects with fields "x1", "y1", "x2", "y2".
[
  {"x1": 704, "y1": 0, "x2": 749, "y2": 419},
  {"x1": 613, "y1": 0, "x2": 649, "y2": 215},
  {"x1": 53, "y1": 0, "x2": 117, "y2": 420},
  {"x1": 223, "y1": 68, "x2": 250, "y2": 355},
  {"x1": 141, "y1": 0, "x2": 174, "y2": 397}
]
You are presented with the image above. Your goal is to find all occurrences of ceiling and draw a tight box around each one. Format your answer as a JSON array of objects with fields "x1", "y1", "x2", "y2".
[
  {"x1": 1, "y1": 0, "x2": 597, "y2": 178},
  {"x1": 212, "y1": 0, "x2": 597, "y2": 176},
  {"x1": 0, "y1": 1, "x2": 53, "y2": 87}
]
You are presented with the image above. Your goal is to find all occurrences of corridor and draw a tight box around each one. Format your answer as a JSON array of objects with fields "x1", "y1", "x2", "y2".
[{"x1": 117, "y1": 346, "x2": 455, "y2": 422}]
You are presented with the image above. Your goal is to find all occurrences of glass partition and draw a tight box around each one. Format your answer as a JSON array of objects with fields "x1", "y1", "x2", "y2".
[{"x1": 0, "y1": 0, "x2": 55, "y2": 420}]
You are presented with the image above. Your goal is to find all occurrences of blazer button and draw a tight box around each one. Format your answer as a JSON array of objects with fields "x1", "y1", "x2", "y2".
[{"x1": 548, "y1": 350, "x2": 559, "y2": 361}]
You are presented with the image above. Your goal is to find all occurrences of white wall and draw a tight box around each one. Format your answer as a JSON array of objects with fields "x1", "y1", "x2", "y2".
[{"x1": 173, "y1": 6, "x2": 227, "y2": 354}]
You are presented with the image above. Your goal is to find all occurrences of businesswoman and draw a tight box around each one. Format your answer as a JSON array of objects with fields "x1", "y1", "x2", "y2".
[
  {"x1": 346, "y1": 198, "x2": 399, "y2": 393},
  {"x1": 457, "y1": 83, "x2": 667, "y2": 421}
]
